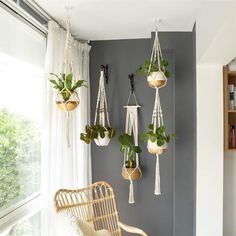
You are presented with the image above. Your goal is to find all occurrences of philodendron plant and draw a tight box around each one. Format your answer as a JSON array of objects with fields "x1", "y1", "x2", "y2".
[
  {"x1": 80, "y1": 124, "x2": 115, "y2": 145},
  {"x1": 141, "y1": 124, "x2": 176, "y2": 154},
  {"x1": 49, "y1": 73, "x2": 87, "y2": 102},
  {"x1": 119, "y1": 133, "x2": 142, "y2": 168},
  {"x1": 136, "y1": 59, "x2": 170, "y2": 78}
]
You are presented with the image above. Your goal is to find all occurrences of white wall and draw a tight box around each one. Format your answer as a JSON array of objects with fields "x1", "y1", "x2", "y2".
[
  {"x1": 196, "y1": 2, "x2": 236, "y2": 236},
  {"x1": 196, "y1": 65, "x2": 224, "y2": 236}
]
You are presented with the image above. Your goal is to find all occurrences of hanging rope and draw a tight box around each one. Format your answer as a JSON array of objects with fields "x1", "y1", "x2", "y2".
[
  {"x1": 147, "y1": 26, "x2": 167, "y2": 89},
  {"x1": 123, "y1": 88, "x2": 142, "y2": 203},
  {"x1": 151, "y1": 88, "x2": 165, "y2": 195},
  {"x1": 57, "y1": 6, "x2": 79, "y2": 147},
  {"x1": 94, "y1": 67, "x2": 110, "y2": 127}
]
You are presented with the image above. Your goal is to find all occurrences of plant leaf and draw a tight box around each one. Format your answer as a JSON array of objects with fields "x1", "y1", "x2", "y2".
[{"x1": 134, "y1": 146, "x2": 142, "y2": 153}]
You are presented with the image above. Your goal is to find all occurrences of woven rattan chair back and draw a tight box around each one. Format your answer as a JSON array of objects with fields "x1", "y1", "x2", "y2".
[{"x1": 54, "y1": 181, "x2": 122, "y2": 236}]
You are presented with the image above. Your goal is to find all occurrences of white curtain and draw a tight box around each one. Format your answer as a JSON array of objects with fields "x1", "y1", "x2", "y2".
[{"x1": 41, "y1": 21, "x2": 91, "y2": 236}]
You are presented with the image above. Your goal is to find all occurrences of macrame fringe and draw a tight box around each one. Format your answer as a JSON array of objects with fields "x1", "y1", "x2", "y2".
[
  {"x1": 128, "y1": 179, "x2": 135, "y2": 204},
  {"x1": 154, "y1": 154, "x2": 161, "y2": 195},
  {"x1": 65, "y1": 110, "x2": 70, "y2": 147}
]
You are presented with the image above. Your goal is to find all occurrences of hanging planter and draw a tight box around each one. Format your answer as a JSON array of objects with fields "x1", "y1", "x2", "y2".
[
  {"x1": 50, "y1": 73, "x2": 86, "y2": 111},
  {"x1": 136, "y1": 28, "x2": 170, "y2": 89},
  {"x1": 142, "y1": 88, "x2": 176, "y2": 195},
  {"x1": 142, "y1": 124, "x2": 175, "y2": 155},
  {"x1": 48, "y1": 10, "x2": 87, "y2": 148},
  {"x1": 119, "y1": 74, "x2": 142, "y2": 204},
  {"x1": 80, "y1": 65, "x2": 115, "y2": 146},
  {"x1": 119, "y1": 133, "x2": 142, "y2": 181},
  {"x1": 80, "y1": 124, "x2": 115, "y2": 145}
]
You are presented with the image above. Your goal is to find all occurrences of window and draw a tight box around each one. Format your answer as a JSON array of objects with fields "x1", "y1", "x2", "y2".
[
  {"x1": 7, "y1": 212, "x2": 41, "y2": 236},
  {"x1": 0, "y1": 4, "x2": 45, "y2": 234}
]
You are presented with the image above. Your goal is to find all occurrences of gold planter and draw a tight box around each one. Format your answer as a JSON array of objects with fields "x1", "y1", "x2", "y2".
[
  {"x1": 56, "y1": 101, "x2": 79, "y2": 111},
  {"x1": 122, "y1": 167, "x2": 142, "y2": 181},
  {"x1": 147, "y1": 71, "x2": 167, "y2": 89},
  {"x1": 147, "y1": 79, "x2": 166, "y2": 89}
]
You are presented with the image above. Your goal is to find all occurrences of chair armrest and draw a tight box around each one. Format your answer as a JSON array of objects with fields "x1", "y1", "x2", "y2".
[{"x1": 119, "y1": 222, "x2": 148, "y2": 236}]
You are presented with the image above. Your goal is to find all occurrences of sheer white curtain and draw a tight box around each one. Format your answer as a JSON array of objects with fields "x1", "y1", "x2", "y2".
[{"x1": 41, "y1": 21, "x2": 91, "y2": 236}]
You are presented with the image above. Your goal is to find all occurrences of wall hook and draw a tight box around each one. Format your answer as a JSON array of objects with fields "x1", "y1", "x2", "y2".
[
  {"x1": 128, "y1": 73, "x2": 135, "y2": 93},
  {"x1": 100, "y1": 64, "x2": 109, "y2": 84}
]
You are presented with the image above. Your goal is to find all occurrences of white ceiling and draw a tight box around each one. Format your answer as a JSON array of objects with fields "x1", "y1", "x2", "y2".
[{"x1": 34, "y1": 0, "x2": 226, "y2": 40}]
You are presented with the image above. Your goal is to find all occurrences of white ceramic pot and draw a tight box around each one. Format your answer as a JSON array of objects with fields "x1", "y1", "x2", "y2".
[
  {"x1": 94, "y1": 131, "x2": 111, "y2": 146},
  {"x1": 147, "y1": 71, "x2": 167, "y2": 88},
  {"x1": 147, "y1": 139, "x2": 164, "y2": 154}
]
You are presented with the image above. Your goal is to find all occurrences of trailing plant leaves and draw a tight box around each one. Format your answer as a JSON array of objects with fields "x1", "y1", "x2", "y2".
[
  {"x1": 80, "y1": 124, "x2": 115, "y2": 144},
  {"x1": 148, "y1": 123, "x2": 154, "y2": 130},
  {"x1": 133, "y1": 146, "x2": 142, "y2": 153},
  {"x1": 118, "y1": 133, "x2": 142, "y2": 162},
  {"x1": 108, "y1": 128, "x2": 115, "y2": 138},
  {"x1": 142, "y1": 124, "x2": 177, "y2": 146},
  {"x1": 136, "y1": 58, "x2": 170, "y2": 77}
]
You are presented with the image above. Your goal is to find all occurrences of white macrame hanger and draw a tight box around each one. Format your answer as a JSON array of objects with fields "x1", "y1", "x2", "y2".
[
  {"x1": 60, "y1": 6, "x2": 74, "y2": 148},
  {"x1": 148, "y1": 19, "x2": 167, "y2": 89},
  {"x1": 94, "y1": 67, "x2": 110, "y2": 127},
  {"x1": 152, "y1": 88, "x2": 165, "y2": 195},
  {"x1": 123, "y1": 106, "x2": 141, "y2": 204},
  {"x1": 123, "y1": 75, "x2": 141, "y2": 204}
]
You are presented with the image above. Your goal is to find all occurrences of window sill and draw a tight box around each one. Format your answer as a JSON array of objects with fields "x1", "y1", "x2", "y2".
[{"x1": 0, "y1": 192, "x2": 41, "y2": 234}]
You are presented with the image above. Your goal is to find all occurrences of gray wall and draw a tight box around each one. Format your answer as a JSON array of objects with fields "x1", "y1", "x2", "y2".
[{"x1": 90, "y1": 30, "x2": 196, "y2": 236}]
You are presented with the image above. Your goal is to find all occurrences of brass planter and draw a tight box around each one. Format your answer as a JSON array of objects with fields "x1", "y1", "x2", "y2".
[
  {"x1": 56, "y1": 101, "x2": 79, "y2": 111},
  {"x1": 122, "y1": 167, "x2": 142, "y2": 181},
  {"x1": 147, "y1": 71, "x2": 167, "y2": 89},
  {"x1": 147, "y1": 79, "x2": 166, "y2": 89}
]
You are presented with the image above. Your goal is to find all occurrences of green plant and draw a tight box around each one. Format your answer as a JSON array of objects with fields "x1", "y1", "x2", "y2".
[
  {"x1": 49, "y1": 73, "x2": 87, "y2": 102},
  {"x1": 136, "y1": 59, "x2": 170, "y2": 77},
  {"x1": 141, "y1": 124, "x2": 176, "y2": 146},
  {"x1": 80, "y1": 124, "x2": 115, "y2": 144},
  {"x1": 118, "y1": 133, "x2": 142, "y2": 168}
]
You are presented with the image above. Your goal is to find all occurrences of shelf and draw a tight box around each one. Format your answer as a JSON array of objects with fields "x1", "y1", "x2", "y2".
[
  {"x1": 228, "y1": 71, "x2": 236, "y2": 76},
  {"x1": 228, "y1": 110, "x2": 236, "y2": 113},
  {"x1": 227, "y1": 148, "x2": 236, "y2": 151}
]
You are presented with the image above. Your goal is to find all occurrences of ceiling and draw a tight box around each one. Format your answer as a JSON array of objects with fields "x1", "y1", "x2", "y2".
[{"x1": 34, "y1": 0, "x2": 221, "y2": 40}]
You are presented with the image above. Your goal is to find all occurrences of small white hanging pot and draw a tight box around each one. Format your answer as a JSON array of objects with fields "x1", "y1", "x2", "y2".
[
  {"x1": 147, "y1": 139, "x2": 164, "y2": 155},
  {"x1": 147, "y1": 70, "x2": 167, "y2": 89},
  {"x1": 94, "y1": 131, "x2": 111, "y2": 146}
]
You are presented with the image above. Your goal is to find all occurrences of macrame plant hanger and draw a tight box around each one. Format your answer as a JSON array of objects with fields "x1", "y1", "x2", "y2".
[
  {"x1": 58, "y1": 6, "x2": 79, "y2": 147},
  {"x1": 149, "y1": 20, "x2": 167, "y2": 195},
  {"x1": 152, "y1": 88, "x2": 166, "y2": 195},
  {"x1": 147, "y1": 19, "x2": 167, "y2": 89},
  {"x1": 123, "y1": 74, "x2": 142, "y2": 204},
  {"x1": 94, "y1": 65, "x2": 111, "y2": 146}
]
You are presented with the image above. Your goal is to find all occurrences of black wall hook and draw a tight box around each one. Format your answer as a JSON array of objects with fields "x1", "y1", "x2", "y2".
[
  {"x1": 128, "y1": 73, "x2": 135, "y2": 93},
  {"x1": 100, "y1": 64, "x2": 109, "y2": 84}
]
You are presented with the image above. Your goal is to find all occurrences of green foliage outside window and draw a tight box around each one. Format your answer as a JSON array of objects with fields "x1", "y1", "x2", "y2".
[{"x1": 0, "y1": 109, "x2": 40, "y2": 212}]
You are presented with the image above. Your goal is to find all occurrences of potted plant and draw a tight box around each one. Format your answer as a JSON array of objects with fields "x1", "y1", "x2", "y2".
[
  {"x1": 80, "y1": 124, "x2": 115, "y2": 146},
  {"x1": 49, "y1": 73, "x2": 87, "y2": 111},
  {"x1": 141, "y1": 124, "x2": 176, "y2": 154},
  {"x1": 119, "y1": 133, "x2": 142, "y2": 180},
  {"x1": 136, "y1": 59, "x2": 170, "y2": 88}
]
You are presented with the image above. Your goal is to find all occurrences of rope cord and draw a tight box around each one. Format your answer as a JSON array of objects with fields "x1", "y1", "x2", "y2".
[
  {"x1": 94, "y1": 70, "x2": 110, "y2": 127},
  {"x1": 148, "y1": 29, "x2": 164, "y2": 74},
  {"x1": 123, "y1": 106, "x2": 142, "y2": 204}
]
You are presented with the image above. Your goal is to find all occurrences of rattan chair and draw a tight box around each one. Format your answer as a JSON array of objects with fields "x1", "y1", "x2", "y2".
[{"x1": 54, "y1": 181, "x2": 147, "y2": 236}]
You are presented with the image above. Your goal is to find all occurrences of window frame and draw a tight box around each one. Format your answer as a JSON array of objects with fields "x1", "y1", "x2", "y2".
[
  {"x1": 0, "y1": 193, "x2": 41, "y2": 234},
  {"x1": 0, "y1": 0, "x2": 47, "y2": 234}
]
